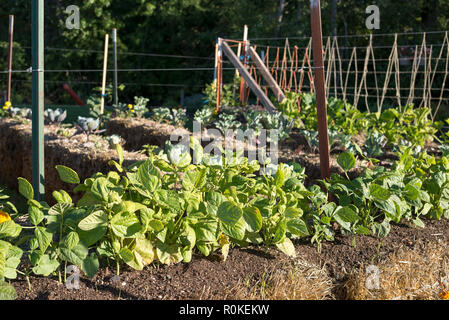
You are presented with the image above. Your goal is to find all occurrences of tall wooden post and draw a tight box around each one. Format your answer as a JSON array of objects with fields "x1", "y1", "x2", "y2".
[
  {"x1": 100, "y1": 33, "x2": 109, "y2": 114},
  {"x1": 216, "y1": 38, "x2": 223, "y2": 112},
  {"x1": 310, "y1": 0, "x2": 331, "y2": 180},
  {"x1": 239, "y1": 25, "x2": 249, "y2": 104},
  {"x1": 112, "y1": 28, "x2": 118, "y2": 107},
  {"x1": 7, "y1": 15, "x2": 14, "y2": 102},
  {"x1": 32, "y1": 0, "x2": 45, "y2": 200}
]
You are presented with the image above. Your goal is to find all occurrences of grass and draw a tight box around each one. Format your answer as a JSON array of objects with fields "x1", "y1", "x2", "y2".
[
  {"x1": 344, "y1": 240, "x2": 449, "y2": 300},
  {"x1": 199, "y1": 240, "x2": 449, "y2": 300}
]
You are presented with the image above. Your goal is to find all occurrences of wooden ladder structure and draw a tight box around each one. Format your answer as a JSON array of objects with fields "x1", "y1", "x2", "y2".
[{"x1": 216, "y1": 38, "x2": 286, "y2": 113}]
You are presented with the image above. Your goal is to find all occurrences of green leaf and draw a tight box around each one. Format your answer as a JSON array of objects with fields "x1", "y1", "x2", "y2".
[
  {"x1": 48, "y1": 202, "x2": 72, "y2": 216},
  {"x1": 110, "y1": 212, "x2": 142, "y2": 238},
  {"x1": 116, "y1": 144, "x2": 124, "y2": 166},
  {"x1": 369, "y1": 184, "x2": 391, "y2": 201},
  {"x1": 272, "y1": 220, "x2": 287, "y2": 244},
  {"x1": 81, "y1": 253, "x2": 99, "y2": 278},
  {"x1": 32, "y1": 255, "x2": 60, "y2": 276},
  {"x1": 77, "y1": 192, "x2": 102, "y2": 207},
  {"x1": 156, "y1": 242, "x2": 183, "y2": 265},
  {"x1": 242, "y1": 207, "x2": 262, "y2": 233},
  {"x1": 286, "y1": 218, "x2": 309, "y2": 237},
  {"x1": 217, "y1": 201, "x2": 243, "y2": 226},
  {"x1": 334, "y1": 206, "x2": 360, "y2": 231},
  {"x1": 221, "y1": 217, "x2": 246, "y2": 240},
  {"x1": 156, "y1": 189, "x2": 182, "y2": 212},
  {"x1": 59, "y1": 243, "x2": 88, "y2": 266},
  {"x1": 90, "y1": 178, "x2": 110, "y2": 202},
  {"x1": 119, "y1": 248, "x2": 134, "y2": 263},
  {"x1": 17, "y1": 177, "x2": 34, "y2": 200},
  {"x1": 284, "y1": 206, "x2": 302, "y2": 219},
  {"x1": 55, "y1": 165, "x2": 80, "y2": 184},
  {"x1": 34, "y1": 227, "x2": 52, "y2": 253},
  {"x1": 0, "y1": 281, "x2": 17, "y2": 300},
  {"x1": 108, "y1": 160, "x2": 123, "y2": 173},
  {"x1": 274, "y1": 164, "x2": 287, "y2": 188},
  {"x1": 194, "y1": 218, "x2": 219, "y2": 242},
  {"x1": 276, "y1": 238, "x2": 296, "y2": 257},
  {"x1": 337, "y1": 152, "x2": 356, "y2": 172},
  {"x1": 167, "y1": 143, "x2": 191, "y2": 168},
  {"x1": 62, "y1": 232, "x2": 79, "y2": 250},
  {"x1": 149, "y1": 219, "x2": 165, "y2": 232},
  {"x1": 112, "y1": 201, "x2": 146, "y2": 214},
  {"x1": 137, "y1": 160, "x2": 160, "y2": 193},
  {"x1": 0, "y1": 221, "x2": 22, "y2": 239},
  {"x1": 78, "y1": 211, "x2": 108, "y2": 231},
  {"x1": 371, "y1": 219, "x2": 391, "y2": 238},
  {"x1": 404, "y1": 184, "x2": 420, "y2": 201},
  {"x1": 413, "y1": 217, "x2": 425, "y2": 228}
]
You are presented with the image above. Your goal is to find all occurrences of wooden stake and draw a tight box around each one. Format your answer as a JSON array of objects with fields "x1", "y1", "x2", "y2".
[
  {"x1": 216, "y1": 38, "x2": 223, "y2": 111},
  {"x1": 310, "y1": 0, "x2": 331, "y2": 181},
  {"x1": 236, "y1": 25, "x2": 248, "y2": 77},
  {"x1": 239, "y1": 25, "x2": 249, "y2": 104},
  {"x1": 248, "y1": 46, "x2": 285, "y2": 102},
  {"x1": 222, "y1": 41, "x2": 276, "y2": 112},
  {"x1": 100, "y1": 33, "x2": 109, "y2": 115},
  {"x1": 112, "y1": 28, "x2": 118, "y2": 107},
  {"x1": 7, "y1": 15, "x2": 14, "y2": 102}
]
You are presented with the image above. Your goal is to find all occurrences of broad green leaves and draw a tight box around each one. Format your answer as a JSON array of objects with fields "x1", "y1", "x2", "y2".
[
  {"x1": 217, "y1": 201, "x2": 242, "y2": 226},
  {"x1": 0, "y1": 281, "x2": 17, "y2": 300},
  {"x1": 337, "y1": 152, "x2": 356, "y2": 172},
  {"x1": 55, "y1": 165, "x2": 81, "y2": 184},
  {"x1": 17, "y1": 177, "x2": 33, "y2": 200}
]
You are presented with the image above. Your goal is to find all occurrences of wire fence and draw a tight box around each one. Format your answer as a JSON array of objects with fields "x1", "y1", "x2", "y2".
[
  {"x1": 234, "y1": 31, "x2": 449, "y2": 119},
  {"x1": 1, "y1": 30, "x2": 449, "y2": 117}
]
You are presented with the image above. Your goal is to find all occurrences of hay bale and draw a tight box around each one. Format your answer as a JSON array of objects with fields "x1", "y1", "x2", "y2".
[{"x1": 0, "y1": 118, "x2": 145, "y2": 204}]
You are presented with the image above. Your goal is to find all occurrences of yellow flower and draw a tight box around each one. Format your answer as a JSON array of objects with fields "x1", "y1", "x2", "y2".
[
  {"x1": 0, "y1": 211, "x2": 11, "y2": 224},
  {"x1": 441, "y1": 291, "x2": 449, "y2": 300},
  {"x1": 2, "y1": 101, "x2": 11, "y2": 110},
  {"x1": 128, "y1": 104, "x2": 133, "y2": 109}
]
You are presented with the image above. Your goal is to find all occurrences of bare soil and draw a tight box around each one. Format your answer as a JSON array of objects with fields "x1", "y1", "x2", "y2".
[{"x1": 11, "y1": 218, "x2": 449, "y2": 300}]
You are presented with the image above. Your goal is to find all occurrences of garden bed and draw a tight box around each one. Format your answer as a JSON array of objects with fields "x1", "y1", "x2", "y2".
[
  {"x1": 0, "y1": 118, "x2": 145, "y2": 203},
  {"x1": 106, "y1": 118, "x2": 190, "y2": 151},
  {"x1": 10, "y1": 217, "x2": 449, "y2": 300}
]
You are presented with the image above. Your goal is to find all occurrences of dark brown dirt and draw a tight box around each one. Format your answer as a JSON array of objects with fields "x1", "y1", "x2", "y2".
[{"x1": 11, "y1": 217, "x2": 449, "y2": 300}]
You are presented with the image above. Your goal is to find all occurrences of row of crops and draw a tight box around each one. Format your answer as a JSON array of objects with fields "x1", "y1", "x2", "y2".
[{"x1": 1, "y1": 82, "x2": 449, "y2": 299}]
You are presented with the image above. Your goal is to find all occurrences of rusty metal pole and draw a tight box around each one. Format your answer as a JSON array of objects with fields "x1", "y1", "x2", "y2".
[
  {"x1": 216, "y1": 38, "x2": 223, "y2": 112},
  {"x1": 7, "y1": 15, "x2": 14, "y2": 102},
  {"x1": 310, "y1": 0, "x2": 331, "y2": 180}
]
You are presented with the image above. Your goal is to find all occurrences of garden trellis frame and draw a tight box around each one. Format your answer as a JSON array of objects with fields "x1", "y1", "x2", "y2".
[{"x1": 214, "y1": 0, "x2": 331, "y2": 180}]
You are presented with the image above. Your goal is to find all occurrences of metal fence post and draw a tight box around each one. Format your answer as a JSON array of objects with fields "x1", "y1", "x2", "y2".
[{"x1": 32, "y1": 0, "x2": 45, "y2": 200}]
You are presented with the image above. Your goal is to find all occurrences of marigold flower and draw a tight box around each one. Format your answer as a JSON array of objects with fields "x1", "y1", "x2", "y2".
[
  {"x1": 441, "y1": 291, "x2": 449, "y2": 300},
  {"x1": 0, "y1": 211, "x2": 11, "y2": 224},
  {"x1": 2, "y1": 101, "x2": 12, "y2": 110}
]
